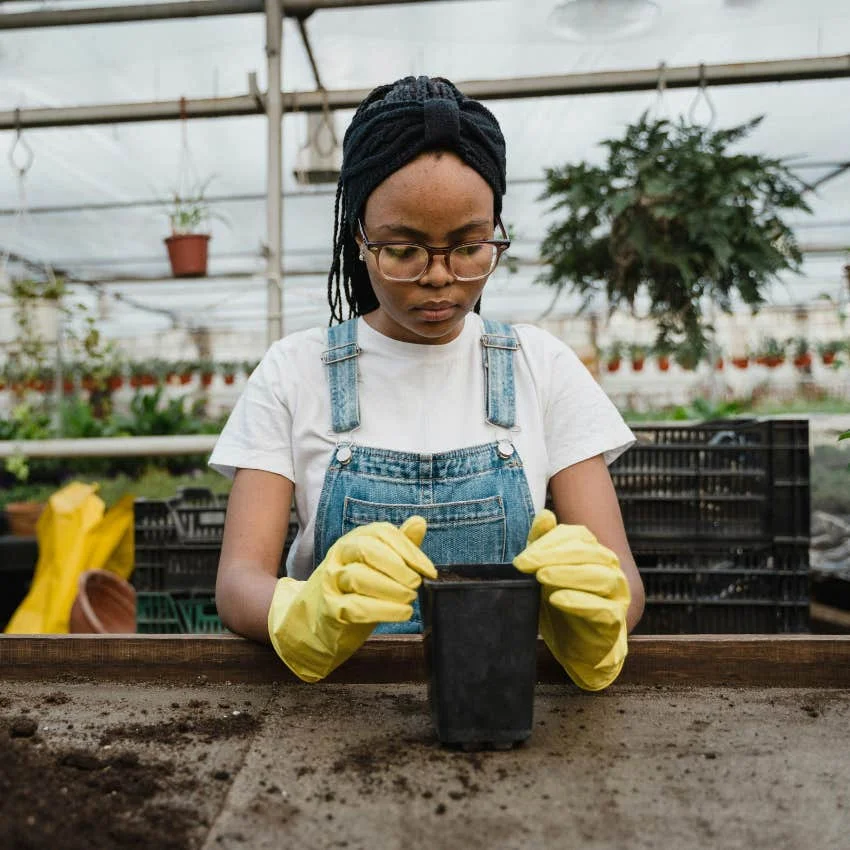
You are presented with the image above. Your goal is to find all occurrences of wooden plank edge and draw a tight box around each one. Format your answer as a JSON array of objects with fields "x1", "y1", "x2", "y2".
[{"x1": 2, "y1": 634, "x2": 850, "y2": 687}]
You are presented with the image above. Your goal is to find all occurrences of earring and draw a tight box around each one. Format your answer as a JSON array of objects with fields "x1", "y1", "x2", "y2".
[{"x1": 359, "y1": 247, "x2": 366, "y2": 261}]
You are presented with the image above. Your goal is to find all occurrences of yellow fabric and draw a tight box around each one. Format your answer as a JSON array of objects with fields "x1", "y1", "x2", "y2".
[
  {"x1": 5, "y1": 482, "x2": 135, "y2": 634},
  {"x1": 513, "y1": 509, "x2": 630, "y2": 691},
  {"x1": 268, "y1": 516, "x2": 436, "y2": 683}
]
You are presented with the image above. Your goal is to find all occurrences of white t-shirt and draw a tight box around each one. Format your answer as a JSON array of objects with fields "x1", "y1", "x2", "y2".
[{"x1": 209, "y1": 313, "x2": 635, "y2": 579}]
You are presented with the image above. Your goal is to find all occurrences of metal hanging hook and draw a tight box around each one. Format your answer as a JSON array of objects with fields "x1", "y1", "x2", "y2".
[
  {"x1": 688, "y1": 63, "x2": 717, "y2": 127},
  {"x1": 652, "y1": 61, "x2": 667, "y2": 119},
  {"x1": 312, "y1": 87, "x2": 338, "y2": 158},
  {"x1": 9, "y1": 109, "x2": 35, "y2": 177}
]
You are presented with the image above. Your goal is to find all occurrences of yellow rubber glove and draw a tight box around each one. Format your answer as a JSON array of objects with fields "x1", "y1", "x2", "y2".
[
  {"x1": 513, "y1": 510, "x2": 630, "y2": 692},
  {"x1": 268, "y1": 517, "x2": 436, "y2": 682}
]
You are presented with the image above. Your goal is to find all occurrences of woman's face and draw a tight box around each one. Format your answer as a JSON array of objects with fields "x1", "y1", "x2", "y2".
[{"x1": 358, "y1": 151, "x2": 496, "y2": 345}]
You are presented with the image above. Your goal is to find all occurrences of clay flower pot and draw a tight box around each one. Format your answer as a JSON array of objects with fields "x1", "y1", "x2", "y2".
[
  {"x1": 418, "y1": 563, "x2": 540, "y2": 750},
  {"x1": 657, "y1": 356, "x2": 670, "y2": 372},
  {"x1": 631, "y1": 358, "x2": 645, "y2": 372},
  {"x1": 732, "y1": 357, "x2": 749, "y2": 370},
  {"x1": 793, "y1": 353, "x2": 812, "y2": 369},
  {"x1": 822, "y1": 352, "x2": 836, "y2": 366},
  {"x1": 606, "y1": 358, "x2": 621, "y2": 373},
  {"x1": 69, "y1": 569, "x2": 137, "y2": 634},
  {"x1": 4, "y1": 501, "x2": 45, "y2": 537},
  {"x1": 165, "y1": 233, "x2": 210, "y2": 278}
]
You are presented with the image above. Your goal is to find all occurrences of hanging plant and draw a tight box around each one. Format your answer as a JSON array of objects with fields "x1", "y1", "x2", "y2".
[
  {"x1": 790, "y1": 336, "x2": 812, "y2": 369},
  {"x1": 537, "y1": 113, "x2": 811, "y2": 363},
  {"x1": 629, "y1": 343, "x2": 648, "y2": 372},
  {"x1": 219, "y1": 361, "x2": 238, "y2": 385},
  {"x1": 604, "y1": 341, "x2": 623, "y2": 373},
  {"x1": 755, "y1": 336, "x2": 786, "y2": 368},
  {"x1": 817, "y1": 340, "x2": 843, "y2": 366}
]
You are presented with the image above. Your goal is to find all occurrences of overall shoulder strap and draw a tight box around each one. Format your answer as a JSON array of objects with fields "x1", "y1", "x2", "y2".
[
  {"x1": 321, "y1": 318, "x2": 361, "y2": 433},
  {"x1": 481, "y1": 319, "x2": 519, "y2": 429}
]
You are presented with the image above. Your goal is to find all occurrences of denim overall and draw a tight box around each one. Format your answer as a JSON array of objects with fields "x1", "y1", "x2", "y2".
[{"x1": 314, "y1": 318, "x2": 536, "y2": 633}]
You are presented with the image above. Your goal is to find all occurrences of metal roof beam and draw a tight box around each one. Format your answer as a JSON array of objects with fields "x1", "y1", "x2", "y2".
[
  {"x1": 0, "y1": 0, "x2": 471, "y2": 30},
  {"x1": 2, "y1": 54, "x2": 850, "y2": 131}
]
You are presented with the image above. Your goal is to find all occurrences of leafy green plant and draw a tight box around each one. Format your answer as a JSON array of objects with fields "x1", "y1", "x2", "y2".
[
  {"x1": 114, "y1": 386, "x2": 211, "y2": 437},
  {"x1": 671, "y1": 397, "x2": 747, "y2": 421},
  {"x1": 167, "y1": 176, "x2": 228, "y2": 235},
  {"x1": 538, "y1": 113, "x2": 811, "y2": 363}
]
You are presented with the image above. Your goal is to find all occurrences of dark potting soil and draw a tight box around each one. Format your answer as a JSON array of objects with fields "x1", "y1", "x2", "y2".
[
  {"x1": 0, "y1": 701, "x2": 261, "y2": 850},
  {"x1": 0, "y1": 731, "x2": 196, "y2": 850}
]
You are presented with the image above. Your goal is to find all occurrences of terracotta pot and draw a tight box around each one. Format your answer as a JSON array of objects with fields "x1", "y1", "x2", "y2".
[
  {"x1": 69, "y1": 569, "x2": 137, "y2": 634},
  {"x1": 732, "y1": 357, "x2": 749, "y2": 370},
  {"x1": 606, "y1": 359, "x2": 621, "y2": 373},
  {"x1": 179, "y1": 373, "x2": 193, "y2": 385},
  {"x1": 201, "y1": 373, "x2": 214, "y2": 387},
  {"x1": 223, "y1": 374, "x2": 235, "y2": 385},
  {"x1": 5, "y1": 501, "x2": 45, "y2": 537},
  {"x1": 165, "y1": 233, "x2": 210, "y2": 278},
  {"x1": 631, "y1": 358, "x2": 645, "y2": 372},
  {"x1": 822, "y1": 352, "x2": 836, "y2": 366},
  {"x1": 657, "y1": 356, "x2": 670, "y2": 372},
  {"x1": 794, "y1": 354, "x2": 812, "y2": 369}
]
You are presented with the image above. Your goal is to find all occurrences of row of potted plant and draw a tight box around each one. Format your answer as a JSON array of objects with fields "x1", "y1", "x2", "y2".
[
  {"x1": 602, "y1": 338, "x2": 847, "y2": 373},
  {"x1": 0, "y1": 358, "x2": 260, "y2": 394}
]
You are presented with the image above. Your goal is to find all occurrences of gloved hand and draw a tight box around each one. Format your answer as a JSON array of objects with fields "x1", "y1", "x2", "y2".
[
  {"x1": 268, "y1": 517, "x2": 436, "y2": 682},
  {"x1": 513, "y1": 510, "x2": 630, "y2": 691}
]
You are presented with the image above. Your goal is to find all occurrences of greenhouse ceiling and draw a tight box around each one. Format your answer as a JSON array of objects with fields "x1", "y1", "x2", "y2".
[{"x1": 1, "y1": 0, "x2": 849, "y2": 348}]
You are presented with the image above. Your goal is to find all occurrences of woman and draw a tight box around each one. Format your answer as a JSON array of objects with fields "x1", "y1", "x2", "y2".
[{"x1": 210, "y1": 76, "x2": 644, "y2": 689}]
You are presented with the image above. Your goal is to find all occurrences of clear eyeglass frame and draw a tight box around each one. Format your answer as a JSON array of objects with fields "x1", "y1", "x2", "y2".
[{"x1": 357, "y1": 218, "x2": 511, "y2": 282}]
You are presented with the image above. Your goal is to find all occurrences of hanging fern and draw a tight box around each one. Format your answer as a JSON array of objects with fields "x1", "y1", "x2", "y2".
[{"x1": 538, "y1": 113, "x2": 811, "y2": 361}]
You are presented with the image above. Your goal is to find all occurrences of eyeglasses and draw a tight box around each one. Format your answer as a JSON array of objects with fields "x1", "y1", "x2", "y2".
[{"x1": 357, "y1": 218, "x2": 511, "y2": 283}]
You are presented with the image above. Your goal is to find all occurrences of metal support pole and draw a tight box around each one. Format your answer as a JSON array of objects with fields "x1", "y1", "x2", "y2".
[{"x1": 265, "y1": 0, "x2": 284, "y2": 345}]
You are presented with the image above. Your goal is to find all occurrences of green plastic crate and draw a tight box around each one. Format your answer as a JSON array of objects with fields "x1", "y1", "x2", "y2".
[
  {"x1": 136, "y1": 591, "x2": 226, "y2": 634},
  {"x1": 136, "y1": 592, "x2": 184, "y2": 634},
  {"x1": 176, "y1": 596, "x2": 227, "y2": 634}
]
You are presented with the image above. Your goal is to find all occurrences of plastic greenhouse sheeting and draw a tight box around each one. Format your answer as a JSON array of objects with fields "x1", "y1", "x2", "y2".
[{"x1": 1, "y1": 0, "x2": 849, "y2": 346}]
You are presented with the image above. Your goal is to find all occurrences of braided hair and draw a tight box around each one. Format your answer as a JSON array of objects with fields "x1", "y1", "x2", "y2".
[{"x1": 327, "y1": 76, "x2": 507, "y2": 324}]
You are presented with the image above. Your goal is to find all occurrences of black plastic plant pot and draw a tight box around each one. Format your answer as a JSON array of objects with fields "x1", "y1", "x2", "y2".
[{"x1": 418, "y1": 563, "x2": 540, "y2": 750}]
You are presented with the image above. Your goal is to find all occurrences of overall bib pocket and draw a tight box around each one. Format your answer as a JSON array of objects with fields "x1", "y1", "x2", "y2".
[{"x1": 342, "y1": 496, "x2": 507, "y2": 565}]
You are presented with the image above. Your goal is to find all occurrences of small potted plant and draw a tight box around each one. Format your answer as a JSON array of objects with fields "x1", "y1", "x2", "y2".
[
  {"x1": 197, "y1": 358, "x2": 216, "y2": 388},
  {"x1": 175, "y1": 359, "x2": 195, "y2": 385},
  {"x1": 629, "y1": 343, "x2": 648, "y2": 372},
  {"x1": 791, "y1": 337, "x2": 812, "y2": 370},
  {"x1": 219, "y1": 361, "x2": 239, "y2": 385},
  {"x1": 165, "y1": 182, "x2": 215, "y2": 278},
  {"x1": 653, "y1": 341, "x2": 673, "y2": 372},
  {"x1": 731, "y1": 351, "x2": 750, "y2": 370},
  {"x1": 756, "y1": 337, "x2": 785, "y2": 369},
  {"x1": 817, "y1": 340, "x2": 843, "y2": 366},
  {"x1": 604, "y1": 341, "x2": 623, "y2": 373}
]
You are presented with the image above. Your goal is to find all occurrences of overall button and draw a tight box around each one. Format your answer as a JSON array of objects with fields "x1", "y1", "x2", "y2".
[
  {"x1": 497, "y1": 440, "x2": 515, "y2": 459},
  {"x1": 336, "y1": 445, "x2": 353, "y2": 464}
]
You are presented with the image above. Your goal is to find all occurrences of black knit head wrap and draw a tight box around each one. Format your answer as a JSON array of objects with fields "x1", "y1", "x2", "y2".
[{"x1": 327, "y1": 76, "x2": 507, "y2": 322}]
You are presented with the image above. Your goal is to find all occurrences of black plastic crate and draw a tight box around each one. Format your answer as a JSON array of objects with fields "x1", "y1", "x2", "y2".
[
  {"x1": 633, "y1": 541, "x2": 810, "y2": 634},
  {"x1": 133, "y1": 488, "x2": 298, "y2": 594},
  {"x1": 612, "y1": 419, "x2": 810, "y2": 545}
]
